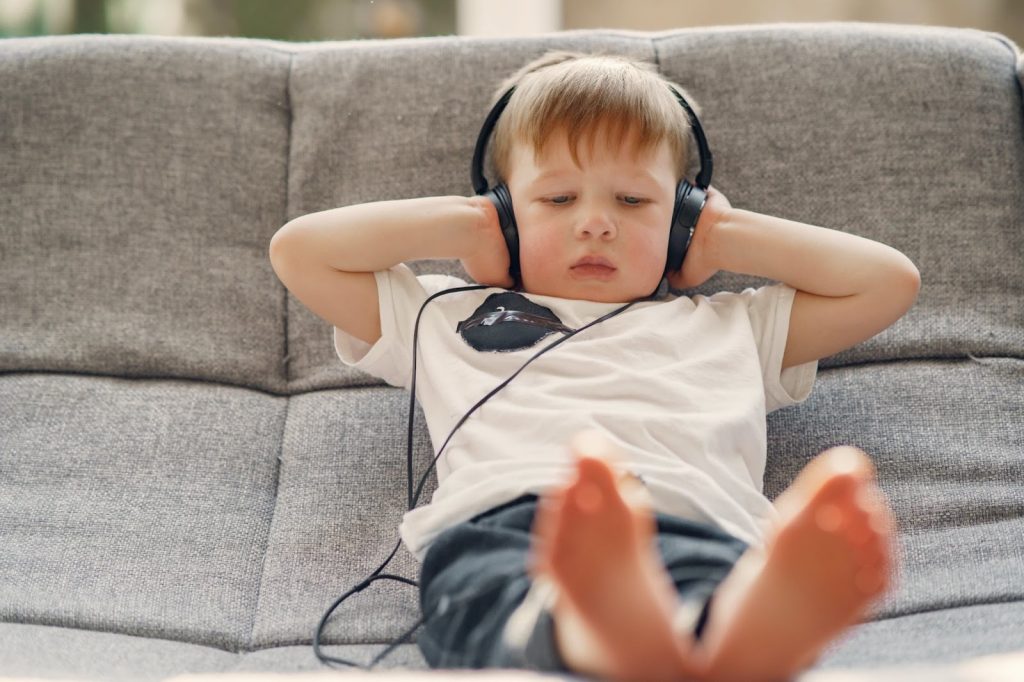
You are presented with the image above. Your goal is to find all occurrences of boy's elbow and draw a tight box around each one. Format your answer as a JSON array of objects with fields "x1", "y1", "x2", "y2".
[
  {"x1": 268, "y1": 228, "x2": 284, "y2": 262},
  {"x1": 901, "y1": 257, "x2": 921, "y2": 302},
  {"x1": 268, "y1": 223, "x2": 308, "y2": 286},
  {"x1": 888, "y1": 257, "x2": 921, "y2": 317},
  {"x1": 883, "y1": 247, "x2": 921, "y2": 298},
  {"x1": 866, "y1": 253, "x2": 920, "y2": 328},
  {"x1": 269, "y1": 222, "x2": 300, "y2": 266}
]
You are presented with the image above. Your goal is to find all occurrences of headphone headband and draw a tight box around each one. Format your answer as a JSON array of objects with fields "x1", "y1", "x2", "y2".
[
  {"x1": 471, "y1": 83, "x2": 713, "y2": 193},
  {"x1": 668, "y1": 86, "x2": 713, "y2": 190},
  {"x1": 471, "y1": 87, "x2": 516, "y2": 196}
]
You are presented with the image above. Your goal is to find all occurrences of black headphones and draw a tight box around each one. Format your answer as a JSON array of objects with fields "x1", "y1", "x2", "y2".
[{"x1": 470, "y1": 83, "x2": 714, "y2": 290}]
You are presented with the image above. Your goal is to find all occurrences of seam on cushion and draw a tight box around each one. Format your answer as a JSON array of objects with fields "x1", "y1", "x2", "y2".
[
  {"x1": 245, "y1": 52, "x2": 294, "y2": 650},
  {"x1": 232, "y1": 596, "x2": 1023, "y2": 647},
  {"x1": 980, "y1": 28, "x2": 1022, "y2": 63},
  {"x1": 0, "y1": 620, "x2": 241, "y2": 653},
  {"x1": 245, "y1": 393, "x2": 288, "y2": 650},
  {"x1": 819, "y1": 354, "x2": 1024, "y2": 372},
  {"x1": 869, "y1": 595, "x2": 1024, "y2": 625},
  {"x1": 281, "y1": 52, "x2": 295, "y2": 386},
  {"x1": 5, "y1": 355, "x2": 1017, "y2": 395}
]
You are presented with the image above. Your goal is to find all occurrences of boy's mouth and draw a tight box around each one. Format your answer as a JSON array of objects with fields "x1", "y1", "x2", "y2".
[{"x1": 570, "y1": 255, "x2": 617, "y2": 280}]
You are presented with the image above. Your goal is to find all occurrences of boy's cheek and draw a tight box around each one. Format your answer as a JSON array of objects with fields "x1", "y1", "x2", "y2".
[
  {"x1": 518, "y1": 237, "x2": 563, "y2": 288},
  {"x1": 518, "y1": 226, "x2": 554, "y2": 261},
  {"x1": 517, "y1": 241, "x2": 543, "y2": 279}
]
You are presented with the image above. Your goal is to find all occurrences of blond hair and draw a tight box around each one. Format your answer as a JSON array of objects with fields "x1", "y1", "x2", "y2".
[{"x1": 488, "y1": 50, "x2": 699, "y2": 184}]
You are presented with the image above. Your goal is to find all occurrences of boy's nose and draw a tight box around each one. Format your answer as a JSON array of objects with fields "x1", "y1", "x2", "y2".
[{"x1": 575, "y1": 211, "x2": 617, "y2": 240}]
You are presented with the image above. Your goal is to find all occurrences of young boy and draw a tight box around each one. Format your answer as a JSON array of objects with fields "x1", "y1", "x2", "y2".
[{"x1": 269, "y1": 50, "x2": 920, "y2": 681}]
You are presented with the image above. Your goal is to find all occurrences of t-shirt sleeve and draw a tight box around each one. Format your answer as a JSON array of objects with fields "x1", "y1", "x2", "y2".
[
  {"x1": 333, "y1": 263, "x2": 468, "y2": 389},
  {"x1": 742, "y1": 283, "x2": 818, "y2": 413}
]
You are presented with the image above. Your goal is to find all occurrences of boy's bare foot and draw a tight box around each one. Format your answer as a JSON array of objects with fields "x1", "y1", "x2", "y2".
[
  {"x1": 529, "y1": 435, "x2": 895, "y2": 682},
  {"x1": 529, "y1": 430, "x2": 708, "y2": 682},
  {"x1": 697, "y1": 446, "x2": 897, "y2": 682}
]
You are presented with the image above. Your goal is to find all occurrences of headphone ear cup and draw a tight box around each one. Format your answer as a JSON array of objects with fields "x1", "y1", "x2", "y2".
[
  {"x1": 666, "y1": 180, "x2": 707, "y2": 276},
  {"x1": 482, "y1": 183, "x2": 521, "y2": 286}
]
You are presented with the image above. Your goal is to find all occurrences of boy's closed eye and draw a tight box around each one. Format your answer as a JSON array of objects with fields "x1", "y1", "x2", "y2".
[{"x1": 544, "y1": 195, "x2": 651, "y2": 206}]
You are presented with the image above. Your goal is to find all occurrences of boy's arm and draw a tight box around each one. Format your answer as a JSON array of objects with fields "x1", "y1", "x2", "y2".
[
  {"x1": 696, "y1": 195, "x2": 921, "y2": 369},
  {"x1": 268, "y1": 195, "x2": 505, "y2": 346}
]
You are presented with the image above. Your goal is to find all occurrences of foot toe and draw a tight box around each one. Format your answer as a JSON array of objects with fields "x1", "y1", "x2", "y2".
[{"x1": 824, "y1": 445, "x2": 877, "y2": 481}]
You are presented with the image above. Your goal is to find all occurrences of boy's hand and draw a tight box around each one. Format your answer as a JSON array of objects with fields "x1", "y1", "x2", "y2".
[
  {"x1": 667, "y1": 186, "x2": 731, "y2": 290},
  {"x1": 460, "y1": 195, "x2": 515, "y2": 289}
]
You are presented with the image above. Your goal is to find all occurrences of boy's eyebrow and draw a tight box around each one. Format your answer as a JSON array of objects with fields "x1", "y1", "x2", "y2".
[{"x1": 527, "y1": 170, "x2": 570, "y2": 186}]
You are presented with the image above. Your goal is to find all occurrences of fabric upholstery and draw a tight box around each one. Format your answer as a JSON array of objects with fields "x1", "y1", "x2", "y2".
[
  {"x1": 0, "y1": 35, "x2": 291, "y2": 392},
  {"x1": 1, "y1": 22, "x2": 1021, "y2": 679}
]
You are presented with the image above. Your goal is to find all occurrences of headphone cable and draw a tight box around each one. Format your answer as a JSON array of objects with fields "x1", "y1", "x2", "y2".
[{"x1": 315, "y1": 283, "x2": 656, "y2": 669}]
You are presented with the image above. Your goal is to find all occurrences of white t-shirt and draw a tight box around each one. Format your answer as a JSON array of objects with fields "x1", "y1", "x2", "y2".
[{"x1": 334, "y1": 264, "x2": 817, "y2": 560}]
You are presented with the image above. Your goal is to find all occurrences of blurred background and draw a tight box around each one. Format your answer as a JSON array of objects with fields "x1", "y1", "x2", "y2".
[{"x1": 0, "y1": 0, "x2": 1021, "y2": 47}]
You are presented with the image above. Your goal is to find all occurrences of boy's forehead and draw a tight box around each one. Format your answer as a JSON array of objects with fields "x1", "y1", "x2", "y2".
[{"x1": 512, "y1": 125, "x2": 670, "y2": 177}]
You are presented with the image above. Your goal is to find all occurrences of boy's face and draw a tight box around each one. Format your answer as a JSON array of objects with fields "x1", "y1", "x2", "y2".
[{"x1": 506, "y1": 124, "x2": 677, "y2": 303}]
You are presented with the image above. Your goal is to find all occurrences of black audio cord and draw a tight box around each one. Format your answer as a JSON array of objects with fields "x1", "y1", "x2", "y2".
[{"x1": 314, "y1": 283, "x2": 651, "y2": 668}]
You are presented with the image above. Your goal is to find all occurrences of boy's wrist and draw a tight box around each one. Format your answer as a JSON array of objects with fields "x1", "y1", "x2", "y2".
[
  {"x1": 424, "y1": 195, "x2": 494, "y2": 262},
  {"x1": 460, "y1": 195, "x2": 514, "y2": 288},
  {"x1": 693, "y1": 189, "x2": 734, "y2": 274},
  {"x1": 465, "y1": 195, "x2": 504, "y2": 256},
  {"x1": 469, "y1": 194, "x2": 500, "y2": 232},
  {"x1": 703, "y1": 207, "x2": 738, "y2": 273}
]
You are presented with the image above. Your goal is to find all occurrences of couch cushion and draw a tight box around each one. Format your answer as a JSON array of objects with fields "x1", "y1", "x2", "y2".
[
  {"x1": 250, "y1": 386, "x2": 431, "y2": 648},
  {"x1": 243, "y1": 360, "x2": 1023, "y2": 653},
  {"x1": 655, "y1": 23, "x2": 1024, "y2": 369},
  {"x1": 0, "y1": 35, "x2": 291, "y2": 392},
  {"x1": 5, "y1": 349, "x2": 1018, "y2": 672},
  {"x1": 282, "y1": 24, "x2": 1023, "y2": 391},
  {"x1": 0, "y1": 373, "x2": 284, "y2": 650},
  {"x1": 765, "y1": 358, "x2": 1024, "y2": 621},
  {"x1": 817, "y1": 600, "x2": 1024, "y2": 669}
]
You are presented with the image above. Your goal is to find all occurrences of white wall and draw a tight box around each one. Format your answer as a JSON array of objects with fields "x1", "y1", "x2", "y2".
[{"x1": 456, "y1": 0, "x2": 562, "y2": 37}]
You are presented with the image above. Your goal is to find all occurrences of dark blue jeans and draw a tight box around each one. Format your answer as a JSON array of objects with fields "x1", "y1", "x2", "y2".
[{"x1": 417, "y1": 494, "x2": 749, "y2": 672}]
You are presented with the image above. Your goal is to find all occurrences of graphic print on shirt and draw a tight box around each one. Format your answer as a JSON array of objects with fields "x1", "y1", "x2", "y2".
[{"x1": 456, "y1": 292, "x2": 574, "y2": 352}]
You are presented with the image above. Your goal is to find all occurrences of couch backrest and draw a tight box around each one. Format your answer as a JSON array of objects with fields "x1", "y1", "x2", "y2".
[{"x1": 1, "y1": 25, "x2": 1021, "y2": 395}]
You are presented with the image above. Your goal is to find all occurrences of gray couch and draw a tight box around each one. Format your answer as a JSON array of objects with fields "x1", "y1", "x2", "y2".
[{"x1": 1, "y1": 22, "x2": 1022, "y2": 681}]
